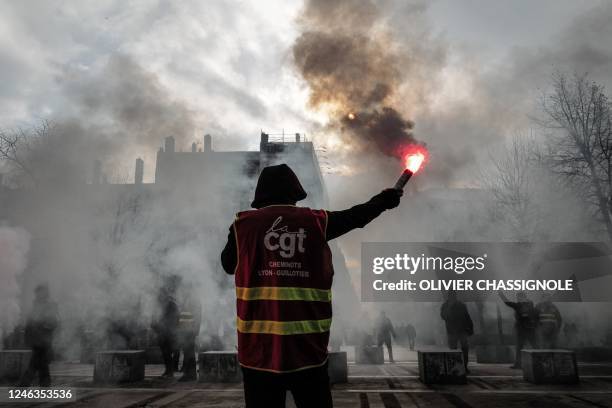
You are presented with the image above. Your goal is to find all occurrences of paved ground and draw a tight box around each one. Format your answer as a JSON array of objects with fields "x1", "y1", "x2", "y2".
[{"x1": 2, "y1": 352, "x2": 612, "y2": 407}]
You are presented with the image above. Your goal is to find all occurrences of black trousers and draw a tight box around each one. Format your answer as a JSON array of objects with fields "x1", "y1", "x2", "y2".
[
  {"x1": 158, "y1": 334, "x2": 176, "y2": 374},
  {"x1": 447, "y1": 332, "x2": 469, "y2": 369},
  {"x1": 20, "y1": 346, "x2": 51, "y2": 387},
  {"x1": 378, "y1": 337, "x2": 394, "y2": 362},
  {"x1": 179, "y1": 335, "x2": 197, "y2": 377},
  {"x1": 242, "y1": 363, "x2": 333, "y2": 408},
  {"x1": 515, "y1": 328, "x2": 537, "y2": 367}
]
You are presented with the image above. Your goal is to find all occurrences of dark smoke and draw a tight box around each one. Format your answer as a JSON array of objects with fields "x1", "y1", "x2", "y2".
[
  {"x1": 340, "y1": 107, "x2": 414, "y2": 157},
  {"x1": 45, "y1": 54, "x2": 198, "y2": 183},
  {"x1": 292, "y1": 0, "x2": 419, "y2": 158}
]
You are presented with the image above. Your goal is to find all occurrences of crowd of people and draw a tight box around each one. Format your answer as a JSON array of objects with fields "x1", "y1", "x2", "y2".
[
  {"x1": 14, "y1": 281, "x2": 575, "y2": 387},
  {"x1": 14, "y1": 282, "x2": 574, "y2": 386},
  {"x1": 16, "y1": 275, "x2": 203, "y2": 386},
  {"x1": 439, "y1": 289, "x2": 566, "y2": 371},
  {"x1": 369, "y1": 288, "x2": 567, "y2": 374}
]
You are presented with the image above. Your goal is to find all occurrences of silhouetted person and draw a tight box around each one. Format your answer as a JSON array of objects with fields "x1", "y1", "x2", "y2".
[
  {"x1": 499, "y1": 290, "x2": 538, "y2": 368},
  {"x1": 405, "y1": 323, "x2": 416, "y2": 351},
  {"x1": 221, "y1": 163, "x2": 402, "y2": 408},
  {"x1": 20, "y1": 284, "x2": 59, "y2": 387},
  {"x1": 536, "y1": 293, "x2": 562, "y2": 349},
  {"x1": 152, "y1": 276, "x2": 180, "y2": 378},
  {"x1": 375, "y1": 311, "x2": 396, "y2": 363},
  {"x1": 440, "y1": 290, "x2": 473, "y2": 373},
  {"x1": 176, "y1": 284, "x2": 202, "y2": 382}
]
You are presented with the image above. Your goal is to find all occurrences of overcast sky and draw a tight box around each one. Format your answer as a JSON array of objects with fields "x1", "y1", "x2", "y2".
[
  {"x1": 0, "y1": 0, "x2": 609, "y2": 182},
  {"x1": 429, "y1": 0, "x2": 595, "y2": 56}
]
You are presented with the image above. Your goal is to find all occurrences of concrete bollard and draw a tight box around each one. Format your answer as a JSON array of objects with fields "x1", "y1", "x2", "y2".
[
  {"x1": 521, "y1": 349, "x2": 579, "y2": 384},
  {"x1": 0, "y1": 350, "x2": 32, "y2": 381},
  {"x1": 418, "y1": 350, "x2": 466, "y2": 384},
  {"x1": 198, "y1": 351, "x2": 242, "y2": 382},
  {"x1": 93, "y1": 350, "x2": 145, "y2": 384},
  {"x1": 356, "y1": 346, "x2": 384, "y2": 364},
  {"x1": 327, "y1": 351, "x2": 348, "y2": 384},
  {"x1": 475, "y1": 345, "x2": 514, "y2": 364}
]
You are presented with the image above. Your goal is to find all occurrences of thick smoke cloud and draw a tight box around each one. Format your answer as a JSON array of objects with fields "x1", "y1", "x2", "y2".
[
  {"x1": 5, "y1": 55, "x2": 199, "y2": 187},
  {"x1": 292, "y1": 0, "x2": 421, "y2": 158},
  {"x1": 54, "y1": 54, "x2": 198, "y2": 183},
  {"x1": 0, "y1": 226, "x2": 30, "y2": 343},
  {"x1": 301, "y1": 1, "x2": 612, "y2": 185},
  {"x1": 0, "y1": 53, "x2": 242, "y2": 353},
  {"x1": 312, "y1": 0, "x2": 612, "y2": 341},
  {"x1": 64, "y1": 55, "x2": 197, "y2": 150}
]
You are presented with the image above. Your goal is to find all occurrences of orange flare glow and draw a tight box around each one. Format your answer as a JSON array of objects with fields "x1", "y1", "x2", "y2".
[
  {"x1": 347, "y1": 112, "x2": 356, "y2": 120},
  {"x1": 405, "y1": 152, "x2": 425, "y2": 173},
  {"x1": 402, "y1": 145, "x2": 428, "y2": 173}
]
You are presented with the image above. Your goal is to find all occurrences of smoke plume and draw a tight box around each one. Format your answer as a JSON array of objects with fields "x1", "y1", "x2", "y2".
[
  {"x1": 0, "y1": 54, "x2": 241, "y2": 354},
  {"x1": 292, "y1": 0, "x2": 420, "y2": 158},
  {"x1": 41, "y1": 54, "x2": 198, "y2": 184},
  {"x1": 0, "y1": 225, "x2": 30, "y2": 345}
]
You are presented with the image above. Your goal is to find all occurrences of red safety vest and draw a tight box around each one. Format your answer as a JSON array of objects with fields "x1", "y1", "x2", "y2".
[{"x1": 233, "y1": 205, "x2": 334, "y2": 373}]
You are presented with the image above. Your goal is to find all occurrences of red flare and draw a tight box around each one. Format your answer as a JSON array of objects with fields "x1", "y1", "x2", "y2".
[
  {"x1": 402, "y1": 145, "x2": 428, "y2": 173},
  {"x1": 393, "y1": 144, "x2": 428, "y2": 190}
]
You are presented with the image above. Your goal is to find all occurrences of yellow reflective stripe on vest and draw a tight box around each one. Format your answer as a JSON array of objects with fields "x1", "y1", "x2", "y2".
[
  {"x1": 237, "y1": 317, "x2": 332, "y2": 335},
  {"x1": 236, "y1": 286, "x2": 331, "y2": 302}
]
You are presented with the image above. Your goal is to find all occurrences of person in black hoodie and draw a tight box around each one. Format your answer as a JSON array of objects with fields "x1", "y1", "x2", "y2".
[
  {"x1": 152, "y1": 276, "x2": 180, "y2": 378},
  {"x1": 20, "y1": 284, "x2": 59, "y2": 387},
  {"x1": 221, "y1": 164, "x2": 403, "y2": 270},
  {"x1": 440, "y1": 290, "x2": 473, "y2": 373},
  {"x1": 221, "y1": 163, "x2": 402, "y2": 408}
]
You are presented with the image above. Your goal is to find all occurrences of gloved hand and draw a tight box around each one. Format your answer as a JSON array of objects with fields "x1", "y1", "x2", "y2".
[{"x1": 372, "y1": 188, "x2": 403, "y2": 210}]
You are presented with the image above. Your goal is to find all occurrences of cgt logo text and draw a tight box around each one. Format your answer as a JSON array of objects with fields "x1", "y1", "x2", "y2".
[{"x1": 264, "y1": 216, "x2": 307, "y2": 258}]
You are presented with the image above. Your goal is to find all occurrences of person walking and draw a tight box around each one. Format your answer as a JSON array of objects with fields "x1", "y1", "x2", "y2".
[{"x1": 375, "y1": 311, "x2": 396, "y2": 363}]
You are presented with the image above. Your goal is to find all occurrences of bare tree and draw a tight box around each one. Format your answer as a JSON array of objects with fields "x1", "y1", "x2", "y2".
[
  {"x1": 480, "y1": 134, "x2": 544, "y2": 241},
  {"x1": 540, "y1": 72, "x2": 612, "y2": 240},
  {"x1": 0, "y1": 120, "x2": 52, "y2": 187},
  {"x1": 91, "y1": 189, "x2": 148, "y2": 282}
]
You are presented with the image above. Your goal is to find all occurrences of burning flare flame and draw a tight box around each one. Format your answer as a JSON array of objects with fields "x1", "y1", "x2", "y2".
[
  {"x1": 402, "y1": 145, "x2": 428, "y2": 173},
  {"x1": 405, "y1": 152, "x2": 425, "y2": 173}
]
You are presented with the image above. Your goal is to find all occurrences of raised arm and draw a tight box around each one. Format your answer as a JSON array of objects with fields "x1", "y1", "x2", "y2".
[
  {"x1": 498, "y1": 290, "x2": 512, "y2": 306},
  {"x1": 326, "y1": 189, "x2": 402, "y2": 241}
]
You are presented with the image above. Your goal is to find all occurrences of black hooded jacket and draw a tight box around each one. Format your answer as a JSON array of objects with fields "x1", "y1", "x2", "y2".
[
  {"x1": 221, "y1": 163, "x2": 399, "y2": 274},
  {"x1": 250, "y1": 164, "x2": 307, "y2": 208}
]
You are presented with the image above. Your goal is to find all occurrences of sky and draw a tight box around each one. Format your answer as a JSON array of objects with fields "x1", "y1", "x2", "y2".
[
  {"x1": 428, "y1": 0, "x2": 596, "y2": 57},
  {"x1": 0, "y1": 0, "x2": 609, "y2": 183}
]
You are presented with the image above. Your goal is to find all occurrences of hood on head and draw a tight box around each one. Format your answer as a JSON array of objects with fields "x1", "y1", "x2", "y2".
[{"x1": 251, "y1": 164, "x2": 307, "y2": 208}]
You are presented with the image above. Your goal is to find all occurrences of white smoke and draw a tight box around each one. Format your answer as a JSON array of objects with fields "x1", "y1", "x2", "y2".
[{"x1": 0, "y1": 225, "x2": 30, "y2": 347}]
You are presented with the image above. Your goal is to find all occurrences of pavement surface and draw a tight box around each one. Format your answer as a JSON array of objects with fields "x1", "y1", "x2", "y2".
[{"x1": 2, "y1": 350, "x2": 612, "y2": 407}]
